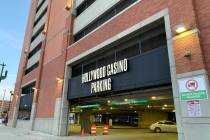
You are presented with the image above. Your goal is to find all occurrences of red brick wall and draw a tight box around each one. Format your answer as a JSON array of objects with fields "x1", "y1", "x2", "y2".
[
  {"x1": 66, "y1": 0, "x2": 205, "y2": 74},
  {"x1": 0, "y1": 100, "x2": 11, "y2": 111},
  {"x1": 9, "y1": 0, "x2": 37, "y2": 119},
  {"x1": 36, "y1": 55, "x2": 65, "y2": 118},
  {"x1": 193, "y1": 0, "x2": 210, "y2": 79},
  {"x1": 173, "y1": 33, "x2": 205, "y2": 73},
  {"x1": 12, "y1": 0, "x2": 210, "y2": 119},
  {"x1": 35, "y1": 0, "x2": 69, "y2": 118},
  {"x1": 66, "y1": 0, "x2": 198, "y2": 60}
]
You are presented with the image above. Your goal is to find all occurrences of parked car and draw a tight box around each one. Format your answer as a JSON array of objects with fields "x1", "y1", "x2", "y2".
[{"x1": 150, "y1": 120, "x2": 177, "y2": 133}]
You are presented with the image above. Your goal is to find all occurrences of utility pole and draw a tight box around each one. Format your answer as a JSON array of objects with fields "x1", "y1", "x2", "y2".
[{"x1": 0, "y1": 63, "x2": 8, "y2": 83}]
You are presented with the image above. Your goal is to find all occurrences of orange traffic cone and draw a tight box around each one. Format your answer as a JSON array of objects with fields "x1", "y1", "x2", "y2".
[
  {"x1": 91, "y1": 124, "x2": 97, "y2": 136},
  {"x1": 81, "y1": 128, "x2": 85, "y2": 137},
  {"x1": 103, "y1": 125, "x2": 109, "y2": 135}
]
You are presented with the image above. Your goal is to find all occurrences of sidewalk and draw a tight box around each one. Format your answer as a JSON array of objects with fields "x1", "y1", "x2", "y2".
[
  {"x1": 0, "y1": 125, "x2": 177, "y2": 140},
  {"x1": 0, "y1": 125, "x2": 91, "y2": 140}
]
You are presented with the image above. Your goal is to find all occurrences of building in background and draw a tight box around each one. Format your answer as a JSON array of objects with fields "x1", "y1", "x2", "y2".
[
  {"x1": 8, "y1": 0, "x2": 210, "y2": 140},
  {"x1": 0, "y1": 100, "x2": 11, "y2": 113}
]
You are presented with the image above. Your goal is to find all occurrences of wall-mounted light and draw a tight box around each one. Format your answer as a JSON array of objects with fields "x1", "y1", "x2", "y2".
[
  {"x1": 65, "y1": 0, "x2": 72, "y2": 10},
  {"x1": 32, "y1": 87, "x2": 39, "y2": 92},
  {"x1": 56, "y1": 77, "x2": 64, "y2": 83},
  {"x1": 174, "y1": 24, "x2": 187, "y2": 34},
  {"x1": 42, "y1": 23, "x2": 48, "y2": 35},
  {"x1": 184, "y1": 51, "x2": 192, "y2": 59},
  {"x1": 24, "y1": 48, "x2": 28, "y2": 54}
]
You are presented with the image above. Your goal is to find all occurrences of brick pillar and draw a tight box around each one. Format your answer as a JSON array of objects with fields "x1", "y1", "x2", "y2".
[
  {"x1": 8, "y1": 0, "x2": 37, "y2": 128},
  {"x1": 167, "y1": 0, "x2": 210, "y2": 139},
  {"x1": 53, "y1": 12, "x2": 75, "y2": 136}
]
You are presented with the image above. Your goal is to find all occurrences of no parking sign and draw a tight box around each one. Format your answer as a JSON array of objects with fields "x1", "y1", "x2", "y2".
[{"x1": 178, "y1": 75, "x2": 208, "y2": 101}]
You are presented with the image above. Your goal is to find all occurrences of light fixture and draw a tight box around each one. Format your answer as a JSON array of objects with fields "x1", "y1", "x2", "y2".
[
  {"x1": 32, "y1": 87, "x2": 39, "y2": 91},
  {"x1": 107, "y1": 100, "x2": 111, "y2": 103},
  {"x1": 109, "y1": 100, "x2": 148, "y2": 106},
  {"x1": 184, "y1": 51, "x2": 192, "y2": 58},
  {"x1": 174, "y1": 24, "x2": 187, "y2": 34},
  {"x1": 110, "y1": 107, "x2": 113, "y2": 110},
  {"x1": 151, "y1": 96, "x2": 156, "y2": 100},
  {"x1": 56, "y1": 77, "x2": 64, "y2": 83},
  {"x1": 124, "y1": 99, "x2": 128, "y2": 102},
  {"x1": 129, "y1": 106, "x2": 133, "y2": 109},
  {"x1": 162, "y1": 107, "x2": 165, "y2": 110},
  {"x1": 134, "y1": 111, "x2": 137, "y2": 113},
  {"x1": 76, "y1": 104, "x2": 100, "y2": 109},
  {"x1": 42, "y1": 25, "x2": 48, "y2": 35},
  {"x1": 147, "y1": 105, "x2": 151, "y2": 108},
  {"x1": 164, "y1": 104, "x2": 168, "y2": 107},
  {"x1": 24, "y1": 48, "x2": 28, "y2": 54},
  {"x1": 65, "y1": 0, "x2": 72, "y2": 10}
]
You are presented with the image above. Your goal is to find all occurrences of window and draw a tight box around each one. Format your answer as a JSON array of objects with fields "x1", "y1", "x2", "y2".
[
  {"x1": 116, "y1": 43, "x2": 140, "y2": 61},
  {"x1": 76, "y1": 0, "x2": 96, "y2": 17},
  {"x1": 74, "y1": 0, "x2": 137, "y2": 42},
  {"x1": 98, "y1": 53, "x2": 115, "y2": 67},
  {"x1": 18, "y1": 82, "x2": 35, "y2": 120},
  {"x1": 141, "y1": 33, "x2": 166, "y2": 53},
  {"x1": 36, "y1": 0, "x2": 45, "y2": 13},
  {"x1": 33, "y1": 7, "x2": 48, "y2": 27},
  {"x1": 71, "y1": 20, "x2": 167, "y2": 77},
  {"x1": 72, "y1": 65, "x2": 82, "y2": 77},
  {"x1": 31, "y1": 24, "x2": 45, "y2": 43},
  {"x1": 28, "y1": 42, "x2": 42, "y2": 59},
  {"x1": 25, "y1": 62, "x2": 39, "y2": 75},
  {"x1": 83, "y1": 61, "x2": 97, "y2": 73},
  {"x1": 165, "y1": 121, "x2": 175, "y2": 125}
]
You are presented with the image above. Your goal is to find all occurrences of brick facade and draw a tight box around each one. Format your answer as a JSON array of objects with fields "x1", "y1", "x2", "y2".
[{"x1": 9, "y1": 0, "x2": 210, "y2": 137}]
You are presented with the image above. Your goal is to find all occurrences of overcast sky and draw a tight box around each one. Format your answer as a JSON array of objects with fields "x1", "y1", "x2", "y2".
[{"x1": 0, "y1": 0, "x2": 30, "y2": 100}]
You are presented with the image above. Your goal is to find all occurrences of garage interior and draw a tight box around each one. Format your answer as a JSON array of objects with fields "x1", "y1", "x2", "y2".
[{"x1": 68, "y1": 86, "x2": 177, "y2": 136}]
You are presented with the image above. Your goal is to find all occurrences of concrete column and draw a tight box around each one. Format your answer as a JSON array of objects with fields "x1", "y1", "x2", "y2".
[
  {"x1": 177, "y1": 70, "x2": 210, "y2": 140},
  {"x1": 164, "y1": 14, "x2": 185, "y2": 140},
  {"x1": 80, "y1": 112, "x2": 91, "y2": 134},
  {"x1": 10, "y1": 107, "x2": 18, "y2": 128},
  {"x1": 52, "y1": 98, "x2": 62, "y2": 135},
  {"x1": 165, "y1": 10, "x2": 210, "y2": 140},
  {"x1": 54, "y1": 66, "x2": 71, "y2": 136},
  {"x1": 10, "y1": 93, "x2": 21, "y2": 128},
  {"x1": 30, "y1": 102, "x2": 37, "y2": 130}
]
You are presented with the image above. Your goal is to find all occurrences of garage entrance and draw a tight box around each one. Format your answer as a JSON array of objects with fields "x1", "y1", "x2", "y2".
[
  {"x1": 68, "y1": 86, "x2": 177, "y2": 139},
  {"x1": 67, "y1": 19, "x2": 178, "y2": 139}
]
